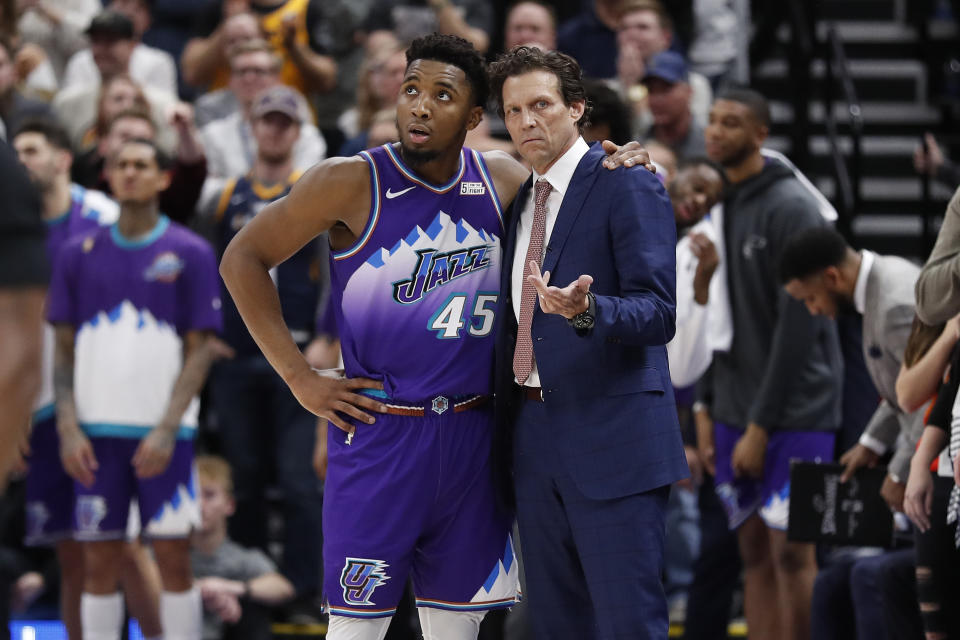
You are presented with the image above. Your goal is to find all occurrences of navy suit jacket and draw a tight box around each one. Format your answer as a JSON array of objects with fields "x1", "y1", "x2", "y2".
[{"x1": 493, "y1": 143, "x2": 689, "y2": 504}]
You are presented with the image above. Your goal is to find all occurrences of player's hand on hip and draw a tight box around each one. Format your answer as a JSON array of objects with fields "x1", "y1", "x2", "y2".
[
  {"x1": 59, "y1": 428, "x2": 98, "y2": 488},
  {"x1": 289, "y1": 367, "x2": 388, "y2": 435},
  {"x1": 838, "y1": 442, "x2": 880, "y2": 483},
  {"x1": 527, "y1": 261, "x2": 593, "y2": 319},
  {"x1": 600, "y1": 139, "x2": 655, "y2": 173},
  {"x1": 133, "y1": 427, "x2": 176, "y2": 479},
  {"x1": 731, "y1": 422, "x2": 767, "y2": 479}
]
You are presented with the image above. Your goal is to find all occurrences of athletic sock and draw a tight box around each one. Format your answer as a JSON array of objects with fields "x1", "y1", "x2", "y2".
[
  {"x1": 160, "y1": 587, "x2": 202, "y2": 640},
  {"x1": 81, "y1": 592, "x2": 124, "y2": 640}
]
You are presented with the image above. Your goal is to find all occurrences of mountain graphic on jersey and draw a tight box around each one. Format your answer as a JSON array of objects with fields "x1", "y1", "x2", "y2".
[
  {"x1": 75, "y1": 300, "x2": 199, "y2": 436},
  {"x1": 341, "y1": 210, "x2": 502, "y2": 329}
]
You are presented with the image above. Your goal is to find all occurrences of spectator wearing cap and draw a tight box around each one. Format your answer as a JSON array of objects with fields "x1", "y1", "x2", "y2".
[
  {"x1": 615, "y1": 0, "x2": 712, "y2": 130},
  {"x1": 196, "y1": 86, "x2": 329, "y2": 613},
  {"x1": 641, "y1": 51, "x2": 706, "y2": 162},
  {"x1": 198, "y1": 47, "x2": 325, "y2": 179},
  {"x1": 62, "y1": 7, "x2": 177, "y2": 97}
]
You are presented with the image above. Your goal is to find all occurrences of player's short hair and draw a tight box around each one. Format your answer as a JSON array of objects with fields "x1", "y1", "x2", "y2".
[
  {"x1": 778, "y1": 227, "x2": 850, "y2": 284},
  {"x1": 196, "y1": 455, "x2": 234, "y2": 495},
  {"x1": 106, "y1": 107, "x2": 157, "y2": 136},
  {"x1": 117, "y1": 137, "x2": 173, "y2": 171},
  {"x1": 488, "y1": 45, "x2": 592, "y2": 128},
  {"x1": 405, "y1": 33, "x2": 489, "y2": 108},
  {"x1": 13, "y1": 117, "x2": 73, "y2": 152},
  {"x1": 715, "y1": 86, "x2": 772, "y2": 129}
]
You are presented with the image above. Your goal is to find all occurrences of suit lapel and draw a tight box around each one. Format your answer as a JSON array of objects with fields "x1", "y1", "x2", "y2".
[{"x1": 540, "y1": 147, "x2": 602, "y2": 276}]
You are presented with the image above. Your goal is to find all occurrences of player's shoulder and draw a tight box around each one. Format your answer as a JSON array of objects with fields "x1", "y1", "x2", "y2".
[
  {"x1": 62, "y1": 224, "x2": 110, "y2": 257},
  {"x1": 291, "y1": 154, "x2": 371, "y2": 199}
]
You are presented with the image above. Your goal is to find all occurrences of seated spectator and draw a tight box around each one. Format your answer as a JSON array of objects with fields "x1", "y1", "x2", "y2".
[
  {"x1": 616, "y1": 0, "x2": 711, "y2": 130},
  {"x1": 645, "y1": 139, "x2": 678, "y2": 185},
  {"x1": 641, "y1": 52, "x2": 707, "y2": 161},
  {"x1": 192, "y1": 455, "x2": 294, "y2": 640},
  {"x1": 181, "y1": 0, "x2": 336, "y2": 99},
  {"x1": 52, "y1": 13, "x2": 180, "y2": 150},
  {"x1": 337, "y1": 41, "x2": 405, "y2": 142},
  {"x1": 77, "y1": 73, "x2": 150, "y2": 151},
  {"x1": 72, "y1": 106, "x2": 206, "y2": 223},
  {"x1": 199, "y1": 43, "x2": 325, "y2": 177},
  {"x1": 364, "y1": 0, "x2": 492, "y2": 53},
  {"x1": 193, "y1": 13, "x2": 265, "y2": 127},
  {"x1": 0, "y1": 36, "x2": 52, "y2": 137},
  {"x1": 15, "y1": 0, "x2": 98, "y2": 93},
  {"x1": 556, "y1": 0, "x2": 620, "y2": 79},
  {"x1": 62, "y1": 6, "x2": 177, "y2": 96},
  {"x1": 196, "y1": 35, "x2": 314, "y2": 130},
  {"x1": 503, "y1": 0, "x2": 557, "y2": 51}
]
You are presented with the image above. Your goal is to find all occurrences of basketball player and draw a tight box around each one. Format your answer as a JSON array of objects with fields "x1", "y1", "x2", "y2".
[
  {"x1": 48, "y1": 138, "x2": 222, "y2": 640},
  {"x1": 220, "y1": 34, "x2": 649, "y2": 640},
  {"x1": 14, "y1": 118, "x2": 163, "y2": 640}
]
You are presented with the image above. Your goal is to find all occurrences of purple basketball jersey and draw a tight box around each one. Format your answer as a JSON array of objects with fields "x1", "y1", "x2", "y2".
[
  {"x1": 46, "y1": 215, "x2": 222, "y2": 440},
  {"x1": 330, "y1": 144, "x2": 504, "y2": 401}
]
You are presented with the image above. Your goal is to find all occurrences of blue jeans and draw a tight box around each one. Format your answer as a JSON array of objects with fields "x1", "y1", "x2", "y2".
[{"x1": 210, "y1": 356, "x2": 322, "y2": 596}]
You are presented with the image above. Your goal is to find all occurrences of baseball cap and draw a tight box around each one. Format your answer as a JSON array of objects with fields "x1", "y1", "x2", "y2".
[
  {"x1": 250, "y1": 86, "x2": 302, "y2": 123},
  {"x1": 642, "y1": 51, "x2": 689, "y2": 85},
  {"x1": 86, "y1": 10, "x2": 135, "y2": 39}
]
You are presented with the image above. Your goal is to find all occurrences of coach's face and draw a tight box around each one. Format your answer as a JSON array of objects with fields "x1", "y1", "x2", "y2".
[{"x1": 502, "y1": 70, "x2": 584, "y2": 175}]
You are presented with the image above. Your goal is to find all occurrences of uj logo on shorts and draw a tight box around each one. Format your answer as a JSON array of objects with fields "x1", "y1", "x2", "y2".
[
  {"x1": 340, "y1": 558, "x2": 390, "y2": 605},
  {"x1": 76, "y1": 496, "x2": 108, "y2": 533}
]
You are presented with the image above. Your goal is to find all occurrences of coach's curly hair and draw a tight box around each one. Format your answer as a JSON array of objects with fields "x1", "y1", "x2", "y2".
[
  {"x1": 487, "y1": 46, "x2": 593, "y2": 130},
  {"x1": 406, "y1": 33, "x2": 489, "y2": 108}
]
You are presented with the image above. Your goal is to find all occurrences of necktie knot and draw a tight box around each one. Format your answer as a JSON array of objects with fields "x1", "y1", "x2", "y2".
[{"x1": 534, "y1": 178, "x2": 551, "y2": 207}]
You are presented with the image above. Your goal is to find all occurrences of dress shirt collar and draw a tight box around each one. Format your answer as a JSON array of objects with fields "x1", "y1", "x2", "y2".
[
  {"x1": 531, "y1": 137, "x2": 590, "y2": 198},
  {"x1": 853, "y1": 250, "x2": 875, "y2": 315}
]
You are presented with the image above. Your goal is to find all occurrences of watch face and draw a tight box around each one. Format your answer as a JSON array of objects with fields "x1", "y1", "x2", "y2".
[{"x1": 574, "y1": 315, "x2": 594, "y2": 329}]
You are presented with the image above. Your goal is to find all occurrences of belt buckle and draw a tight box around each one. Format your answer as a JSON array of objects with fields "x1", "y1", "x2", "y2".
[{"x1": 431, "y1": 395, "x2": 449, "y2": 415}]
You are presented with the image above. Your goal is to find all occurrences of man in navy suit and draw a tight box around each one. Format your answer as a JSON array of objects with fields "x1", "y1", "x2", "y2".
[{"x1": 489, "y1": 46, "x2": 689, "y2": 639}]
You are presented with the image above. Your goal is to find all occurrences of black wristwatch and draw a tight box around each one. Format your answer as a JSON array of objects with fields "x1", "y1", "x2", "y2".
[{"x1": 568, "y1": 292, "x2": 596, "y2": 330}]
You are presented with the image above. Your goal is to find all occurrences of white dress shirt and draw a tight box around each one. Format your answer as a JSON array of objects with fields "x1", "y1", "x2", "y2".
[{"x1": 511, "y1": 136, "x2": 590, "y2": 387}]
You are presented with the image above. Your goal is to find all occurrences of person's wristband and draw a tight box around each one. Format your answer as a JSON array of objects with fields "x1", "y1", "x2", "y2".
[
  {"x1": 692, "y1": 401, "x2": 709, "y2": 415},
  {"x1": 888, "y1": 472, "x2": 903, "y2": 484}
]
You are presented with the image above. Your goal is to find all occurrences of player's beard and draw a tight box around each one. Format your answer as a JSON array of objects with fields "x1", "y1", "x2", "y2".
[{"x1": 399, "y1": 141, "x2": 441, "y2": 167}]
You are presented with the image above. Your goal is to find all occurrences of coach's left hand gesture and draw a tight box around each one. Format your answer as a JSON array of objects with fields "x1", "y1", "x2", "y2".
[
  {"x1": 527, "y1": 261, "x2": 593, "y2": 320},
  {"x1": 133, "y1": 424, "x2": 176, "y2": 479}
]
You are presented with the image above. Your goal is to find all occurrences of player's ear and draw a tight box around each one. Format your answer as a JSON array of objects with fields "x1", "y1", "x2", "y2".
[
  {"x1": 465, "y1": 105, "x2": 484, "y2": 132},
  {"x1": 157, "y1": 169, "x2": 173, "y2": 192}
]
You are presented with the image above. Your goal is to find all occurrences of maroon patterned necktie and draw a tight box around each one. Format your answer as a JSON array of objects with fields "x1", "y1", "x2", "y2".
[{"x1": 513, "y1": 179, "x2": 552, "y2": 385}]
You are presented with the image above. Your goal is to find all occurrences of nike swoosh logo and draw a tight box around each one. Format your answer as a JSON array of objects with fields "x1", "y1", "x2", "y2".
[{"x1": 385, "y1": 186, "x2": 416, "y2": 199}]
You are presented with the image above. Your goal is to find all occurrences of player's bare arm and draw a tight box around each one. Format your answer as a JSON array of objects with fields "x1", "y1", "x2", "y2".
[
  {"x1": 220, "y1": 157, "x2": 388, "y2": 435},
  {"x1": 133, "y1": 330, "x2": 221, "y2": 478},
  {"x1": 52, "y1": 324, "x2": 98, "y2": 488},
  {"x1": 481, "y1": 141, "x2": 654, "y2": 210}
]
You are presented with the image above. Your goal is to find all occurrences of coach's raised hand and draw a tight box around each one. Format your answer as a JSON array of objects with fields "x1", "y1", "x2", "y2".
[
  {"x1": 289, "y1": 367, "x2": 388, "y2": 435},
  {"x1": 527, "y1": 261, "x2": 594, "y2": 319}
]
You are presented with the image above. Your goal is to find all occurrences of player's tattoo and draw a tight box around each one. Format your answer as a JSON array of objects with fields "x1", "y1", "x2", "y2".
[{"x1": 52, "y1": 325, "x2": 80, "y2": 436}]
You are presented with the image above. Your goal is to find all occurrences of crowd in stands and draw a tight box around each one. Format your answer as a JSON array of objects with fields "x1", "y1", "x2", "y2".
[{"x1": 5, "y1": 0, "x2": 960, "y2": 639}]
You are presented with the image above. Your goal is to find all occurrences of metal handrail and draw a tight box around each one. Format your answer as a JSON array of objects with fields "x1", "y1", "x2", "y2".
[{"x1": 822, "y1": 25, "x2": 864, "y2": 239}]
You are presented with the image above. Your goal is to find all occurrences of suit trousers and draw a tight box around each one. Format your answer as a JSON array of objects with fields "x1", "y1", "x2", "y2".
[{"x1": 513, "y1": 397, "x2": 670, "y2": 640}]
